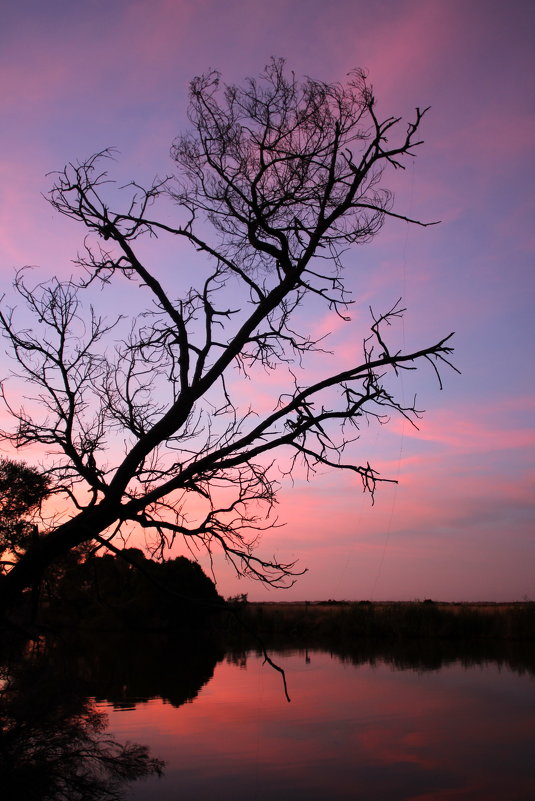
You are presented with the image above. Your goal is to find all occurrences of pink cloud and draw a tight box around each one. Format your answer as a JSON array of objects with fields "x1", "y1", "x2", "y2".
[
  {"x1": 394, "y1": 409, "x2": 535, "y2": 455},
  {"x1": 332, "y1": 0, "x2": 459, "y2": 101},
  {"x1": 399, "y1": 394, "x2": 535, "y2": 449},
  {"x1": 433, "y1": 108, "x2": 535, "y2": 166}
]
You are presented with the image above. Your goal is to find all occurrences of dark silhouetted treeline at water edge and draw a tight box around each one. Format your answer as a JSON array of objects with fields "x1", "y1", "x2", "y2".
[
  {"x1": 6, "y1": 547, "x2": 224, "y2": 635},
  {"x1": 5, "y1": 549, "x2": 534, "y2": 647},
  {"x1": 227, "y1": 599, "x2": 535, "y2": 645},
  {"x1": 225, "y1": 599, "x2": 535, "y2": 679}
]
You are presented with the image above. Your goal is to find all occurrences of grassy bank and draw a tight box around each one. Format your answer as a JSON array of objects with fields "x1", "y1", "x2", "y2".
[{"x1": 231, "y1": 600, "x2": 535, "y2": 643}]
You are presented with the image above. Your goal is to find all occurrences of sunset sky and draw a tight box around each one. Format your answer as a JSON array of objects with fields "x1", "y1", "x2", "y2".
[{"x1": 1, "y1": 0, "x2": 534, "y2": 601}]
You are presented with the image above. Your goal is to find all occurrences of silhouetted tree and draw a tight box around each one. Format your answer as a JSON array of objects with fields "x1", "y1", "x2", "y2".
[
  {"x1": 46, "y1": 550, "x2": 222, "y2": 630},
  {"x1": 0, "y1": 459, "x2": 49, "y2": 574},
  {"x1": 0, "y1": 60, "x2": 456, "y2": 610}
]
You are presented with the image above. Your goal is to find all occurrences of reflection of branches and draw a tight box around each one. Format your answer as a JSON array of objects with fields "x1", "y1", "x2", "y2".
[
  {"x1": 0, "y1": 59, "x2": 457, "y2": 606},
  {"x1": 0, "y1": 644, "x2": 164, "y2": 800}
]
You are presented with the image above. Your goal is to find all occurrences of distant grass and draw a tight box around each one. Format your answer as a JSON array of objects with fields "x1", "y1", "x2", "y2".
[{"x1": 229, "y1": 600, "x2": 535, "y2": 643}]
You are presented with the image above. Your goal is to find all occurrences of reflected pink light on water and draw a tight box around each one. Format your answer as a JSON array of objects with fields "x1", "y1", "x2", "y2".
[{"x1": 101, "y1": 651, "x2": 535, "y2": 800}]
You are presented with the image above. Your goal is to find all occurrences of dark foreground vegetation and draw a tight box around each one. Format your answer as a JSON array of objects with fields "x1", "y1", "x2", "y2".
[
  {"x1": 231, "y1": 599, "x2": 535, "y2": 644},
  {"x1": 5, "y1": 556, "x2": 534, "y2": 645},
  {"x1": 3, "y1": 548, "x2": 224, "y2": 638},
  {"x1": 224, "y1": 600, "x2": 535, "y2": 680}
]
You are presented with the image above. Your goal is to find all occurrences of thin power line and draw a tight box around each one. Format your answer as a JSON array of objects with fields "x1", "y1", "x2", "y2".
[{"x1": 369, "y1": 159, "x2": 415, "y2": 600}]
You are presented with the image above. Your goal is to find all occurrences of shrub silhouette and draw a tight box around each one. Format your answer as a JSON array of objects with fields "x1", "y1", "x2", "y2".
[{"x1": 46, "y1": 550, "x2": 222, "y2": 631}]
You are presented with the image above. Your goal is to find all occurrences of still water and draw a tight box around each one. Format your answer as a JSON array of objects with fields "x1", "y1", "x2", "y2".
[{"x1": 98, "y1": 647, "x2": 535, "y2": 801}]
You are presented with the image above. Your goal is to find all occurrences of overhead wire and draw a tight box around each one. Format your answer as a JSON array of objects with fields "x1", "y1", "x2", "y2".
[{"x1": 369, "y1": 158, "x2": 415, "y2": 600}]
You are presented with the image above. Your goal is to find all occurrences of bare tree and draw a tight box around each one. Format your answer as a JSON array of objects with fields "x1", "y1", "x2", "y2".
[{"x1": 0, "y1": 60, "x2": 455, "y2": 609}]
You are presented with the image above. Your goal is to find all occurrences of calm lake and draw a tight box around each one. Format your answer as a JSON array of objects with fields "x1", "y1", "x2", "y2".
[
  {"x1": 2, "y1": 633, "x2": 535, "y2": 800},
  {"x1": 97, "y1": 645, "x2": 535, "y2": 801}
]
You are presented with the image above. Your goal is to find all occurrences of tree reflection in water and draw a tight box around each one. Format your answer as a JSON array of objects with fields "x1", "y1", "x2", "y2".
[
  {"x1": 0, "y1": 633, "x2": 223, "y2": 800},
  {"x1": 0, "y1": 641, "x2": 162, "y2": 800}
]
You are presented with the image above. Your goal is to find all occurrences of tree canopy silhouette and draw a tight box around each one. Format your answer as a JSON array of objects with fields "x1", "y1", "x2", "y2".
[
  {"x1": 0, "y1": 459, "x2": 49, "y2": 574},
  {"x1": 0, "y1": 60, "x2": 455, "y2": 609},
  {"x1": 45, "y1": 549, "x2": 222, "y2": 630}
]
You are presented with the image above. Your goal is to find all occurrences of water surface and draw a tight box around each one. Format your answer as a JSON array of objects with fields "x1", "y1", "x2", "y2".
[{"x1": 100, "y1": 648, "x2": 535, "y2": 801}]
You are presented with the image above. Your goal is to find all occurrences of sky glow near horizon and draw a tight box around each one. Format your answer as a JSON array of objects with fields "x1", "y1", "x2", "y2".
[{"x1": 1, "y1": 0, "x2": 534, "y2": 601}]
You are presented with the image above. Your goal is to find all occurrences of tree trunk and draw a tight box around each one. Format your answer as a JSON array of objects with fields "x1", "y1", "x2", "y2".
[{"x1": 0, "y1": 505, "x2": 116, "y2": 613}]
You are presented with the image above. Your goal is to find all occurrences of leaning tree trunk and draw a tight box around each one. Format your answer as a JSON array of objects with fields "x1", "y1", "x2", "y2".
[{"x1": 0, "y1": 505, "x2": 116, "y2": 614}]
